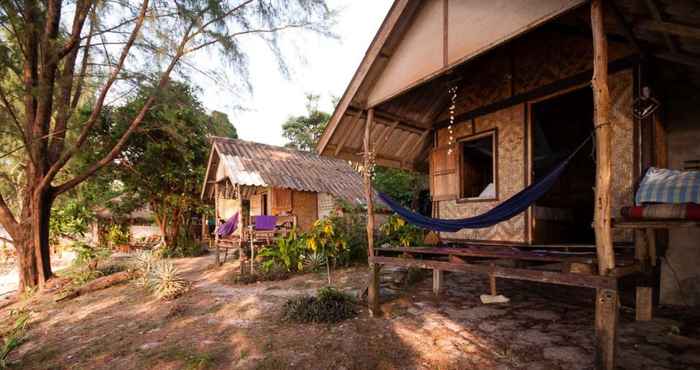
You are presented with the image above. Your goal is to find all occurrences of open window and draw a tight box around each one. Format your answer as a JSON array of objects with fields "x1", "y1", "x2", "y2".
[{"x1": 460, "y1": 132, "x2": 497, "y2": 200}]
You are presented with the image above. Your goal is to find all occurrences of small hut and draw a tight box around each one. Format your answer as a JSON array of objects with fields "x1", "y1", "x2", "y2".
[
  {"x1": 317, "y1": 0, "x2": 700, "y2": 368},
  {"x1": 201, "y1": 137, "x2": 366, "y2": 234}
]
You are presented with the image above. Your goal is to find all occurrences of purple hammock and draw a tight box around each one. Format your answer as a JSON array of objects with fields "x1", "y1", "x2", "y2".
[
  {"x1": 217, "y1": 212, "x2": 239, "y2": 237},
  {"x1": 379, "y1": 134, "x2": 592, "y2": 232}
]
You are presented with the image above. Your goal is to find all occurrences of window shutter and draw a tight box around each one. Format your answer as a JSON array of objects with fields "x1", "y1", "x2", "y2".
[
  {"x1": 271, "y1": 188, "x2": 292, "y2": 214},
  {"x1": 430, "y1": 147, "x2": 459, "y2": 201}
]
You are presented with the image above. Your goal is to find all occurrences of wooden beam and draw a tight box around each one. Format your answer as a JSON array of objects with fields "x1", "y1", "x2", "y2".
[
  {"x1": 364, "y1": 108, "x2": 380, "y2": 317},
  {"x1": 637, "y1": 19, "x2": 700, "y2": 41},
  {"x1": 608, "y1": 1, "x2": 642, "y2": 53},
  {"x1": 654, "y1": 52, "x2": 700, "y2": 68},
  {"x1": 334, "y1": 109, "x2": 363, "y2": 156},
  {"x1": 643, "y1": 0, "x2": 678, "y2": 53},
  {"x1": 591, "y1": 1, "x2": 618, "y2": 368},
  {"x1": 395, "y1": 132, "x2": 419, "y2": 159},
  {"x1": 371, "y1": 256, "x2": 618, "y2": 290},
  {"x1": 375, "y1": 120, "x2": 400, "y2": 147}
]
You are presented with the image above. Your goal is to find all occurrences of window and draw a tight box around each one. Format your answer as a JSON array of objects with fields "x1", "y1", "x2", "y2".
[{"x1": 460, "y1": 132, "x2": 496, "y2": 200}]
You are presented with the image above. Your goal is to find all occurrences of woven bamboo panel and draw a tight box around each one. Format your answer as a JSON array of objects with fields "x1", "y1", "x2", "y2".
[
  {"x1": 609, "y1": 70, "x2": 635, "y2": 242},
  {"x1": 292, "y1": 191, "x2": 318, "y2": 232},
  {"x1": 437, "y1": 104, "x2": 526, "y2": 243}
]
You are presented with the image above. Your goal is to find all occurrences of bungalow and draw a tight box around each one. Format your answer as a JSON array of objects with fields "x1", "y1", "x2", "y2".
[
  {"x1": 316, "y1": 0, "x2": 700, "y2": 368},
  {"x1": 201, "y1": 137, "x2": 367, "y2": 234}
]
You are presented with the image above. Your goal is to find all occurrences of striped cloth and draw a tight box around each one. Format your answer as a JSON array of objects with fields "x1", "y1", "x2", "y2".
[{"x1": 636, "y1": 167, "x2": 700, "y2": 205}]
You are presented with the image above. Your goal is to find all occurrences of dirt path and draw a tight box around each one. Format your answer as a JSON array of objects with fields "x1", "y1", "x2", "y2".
[{"x1": 3, "y1": 254, "x2": 699, "y2": 369}]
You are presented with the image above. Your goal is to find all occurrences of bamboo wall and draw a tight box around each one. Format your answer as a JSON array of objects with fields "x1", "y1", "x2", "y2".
[
  {"x1": 437, "y1": 104, "x2": 527, "y2": 242},
  {"x1": 432, "y1": 69, "x2": 635, "y2": 244}
]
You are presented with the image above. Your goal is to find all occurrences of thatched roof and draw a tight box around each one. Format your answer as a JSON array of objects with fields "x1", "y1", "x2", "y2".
[{"x1": 202, "y1": 137, "x2": 367, "y2": 204}]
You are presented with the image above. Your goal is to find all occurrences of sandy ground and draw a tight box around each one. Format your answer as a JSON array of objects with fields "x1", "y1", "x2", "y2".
[
  {"x1": 0, "y1": 251, "x2": 75, "y2": 297},
  {"x1": 2, "y1": 254, "x2": 699, "y2": 369}
]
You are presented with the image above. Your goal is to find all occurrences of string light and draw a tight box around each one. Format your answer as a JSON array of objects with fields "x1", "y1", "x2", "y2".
[{"x1": 447, "y1": 85, "x2": 458, "y2": 155}]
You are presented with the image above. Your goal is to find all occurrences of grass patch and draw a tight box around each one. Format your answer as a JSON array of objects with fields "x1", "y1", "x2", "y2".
[{"x1": 281, "y1": 287, "x2": 356, "y2": 324}]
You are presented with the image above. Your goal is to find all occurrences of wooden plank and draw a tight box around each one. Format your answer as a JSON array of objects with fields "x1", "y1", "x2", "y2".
[
  {"x1": 614, "y1": 219, "x2": 700, "y2": 229},
  {"x1": 375, "y1": 246, "x2": 623, "y2": 264},
  {"x1": 636, "y1": 286, "x2": 653, "y2": 321},
  {"x1": 592, "y1": 1, "x2": 618, "y2": 368},
  {"x1": 433, "y1": 269, "x2": 443, "y2": 295},
  {"x1": 637, "y1": 19, "x2": 700, "y2": 41},
  {"x1": 370, "y1": 256, "x2": 618, "y2": 290}
]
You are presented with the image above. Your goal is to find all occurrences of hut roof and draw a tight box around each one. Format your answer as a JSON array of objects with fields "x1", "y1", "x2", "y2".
[
  {"x1": 316, "y1": 0, "x2": 700, "y2": 169},
  {"x1": 202, "y1": 137, "x2": 367, "y2": 204}
]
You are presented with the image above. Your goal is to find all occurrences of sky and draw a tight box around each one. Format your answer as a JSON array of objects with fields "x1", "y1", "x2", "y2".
[{"x1": 192, "y1": 0, "x2": 393, "y2": 146}]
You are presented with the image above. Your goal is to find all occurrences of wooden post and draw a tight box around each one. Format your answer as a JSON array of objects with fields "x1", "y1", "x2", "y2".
[
  {"x1": 489, "y1": 263, "x2": 497, "y2": 296},
  {"x1": 433, "y1": 269, "x2": 443, "y2": 295},
  {"x1": 591, "y1": 1, "x2": 618, "y2": 369},
  {"x1": 364, "y1": 109, "x2": 380, "y2": 317},
  {"x1": 214, "y1": 183, "x2": 220, "y2": 266},
  {"x1": 636, "y1": 287, "x2": 653, "y2": 321}
]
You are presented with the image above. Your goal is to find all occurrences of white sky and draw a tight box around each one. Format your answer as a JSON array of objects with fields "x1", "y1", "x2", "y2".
[{"x1": 194, "y1": 0, "x2": 393, "y2": 146}]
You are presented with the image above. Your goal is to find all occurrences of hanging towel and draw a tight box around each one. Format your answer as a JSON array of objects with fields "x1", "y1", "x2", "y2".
[
  {"x1": 217, "y1": 212, "x2": 239, "y2": 237},
  {"x1": 254, "y1": 215, "x2": 277, "y2": 231}
]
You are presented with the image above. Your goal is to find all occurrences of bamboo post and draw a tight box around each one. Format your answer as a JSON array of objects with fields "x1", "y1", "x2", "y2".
[
  {"x1": 364, "y1": 108, "x2": 380, "y2": 317},
  {"x1": 214, "y1": 183, "x2": 220, "y2": 266},
  {"x1": 591, "y1": 1, "x2": 619, "y2": 369}
]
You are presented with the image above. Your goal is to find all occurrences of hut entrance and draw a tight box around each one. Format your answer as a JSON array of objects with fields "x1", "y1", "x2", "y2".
[{"x1": 532, "y1": 87, "x2": 595, "y2": 244}]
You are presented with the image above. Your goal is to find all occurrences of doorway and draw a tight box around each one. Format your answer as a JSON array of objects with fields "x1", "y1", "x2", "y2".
[{"x1": 531, "y1": 87, "x2": 595, "y2": 244}]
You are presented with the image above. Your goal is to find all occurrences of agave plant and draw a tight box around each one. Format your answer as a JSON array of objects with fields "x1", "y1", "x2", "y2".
[
  {"x1": 132, "y1": 250, "x2": 158, "y2": 287},
  {"x1": 147, "y1": 260, "x2": 188, "y2": 300}
]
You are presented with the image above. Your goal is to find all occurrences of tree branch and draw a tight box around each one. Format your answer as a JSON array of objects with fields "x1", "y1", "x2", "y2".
[
  {"x1": 39, "y1": 0, "x2": 151, "y2": 193},
  {"x1": 0, "y1": 192, "x2": 19, "y2": 241}
]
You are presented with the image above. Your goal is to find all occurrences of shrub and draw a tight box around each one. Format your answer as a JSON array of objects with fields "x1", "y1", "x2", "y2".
[
  {"x1": 379, "y1": 214, "x2": 424, "y2": 247},
  {"x1": 106, "y1": 224, "x2": 130, "y2": 247},
  {"x1": 259, "y1": 229, "x2": 305, "y2": 273},
  {"x1": 148, "y1": 260, "x2": 189, "y2": 300},
  {"x1": 281, "y1": 287, "x2": 356, "y2": 323},
  {"x1": 233, "y1": 269, "x2": 290, "y2": 285},
  {"x1": 0, "y1": 309, "x2": 30, "y2": 369},
  {"x1": 159, "y1": 234, "x2": 206, "y2": 258},
  {"x1": 133, "y1": 251, "x2": 188, "y2": 299}
]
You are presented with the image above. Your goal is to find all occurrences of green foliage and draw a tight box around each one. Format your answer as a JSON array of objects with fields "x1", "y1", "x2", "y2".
[
  {"x1": 106, "y1": 225, "x2": 130, "y2": 246},
  {"x1": 49, "y1": 198, "x2": 94, "y2": 246},
  {"x1": 0, "y1": 308, "x2": 30, "y2": 369},
  {"x1": 260, "y1": 229, "x2": 305, "y2": 273},
  {"x1": 281, "y1": 287, "x2": 355, "y2": 324},
  {"x1": 208, "y1": 111, "x2": 238, "y2": 139},
  {"x1": 373, "y1": 166, "x2": 426, "y2": 208},
  {"x1": 379, "y1": 214, "x2": 424, "y2": 247},
  {"x1": 282, "y1": 94, "x2": 330, "y2": 151}
]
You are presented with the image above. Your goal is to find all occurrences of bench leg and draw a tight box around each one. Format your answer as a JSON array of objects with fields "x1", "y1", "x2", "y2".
[
  {"x1": 635, "y1": 286, "x2": 653, "y2": 321},
  {"x1": 433, "y1": 269, "x2": 443, "y2": 296}
]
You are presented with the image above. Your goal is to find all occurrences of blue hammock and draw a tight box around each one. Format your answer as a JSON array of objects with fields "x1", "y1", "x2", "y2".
[{"x1": 378, "y1": 135, "x2": 592, "y2": 232}]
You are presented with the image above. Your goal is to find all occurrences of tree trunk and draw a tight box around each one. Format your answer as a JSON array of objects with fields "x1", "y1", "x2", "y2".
[{"x1": 15, "y1": 188, "x2": 55, "y2": 292}]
